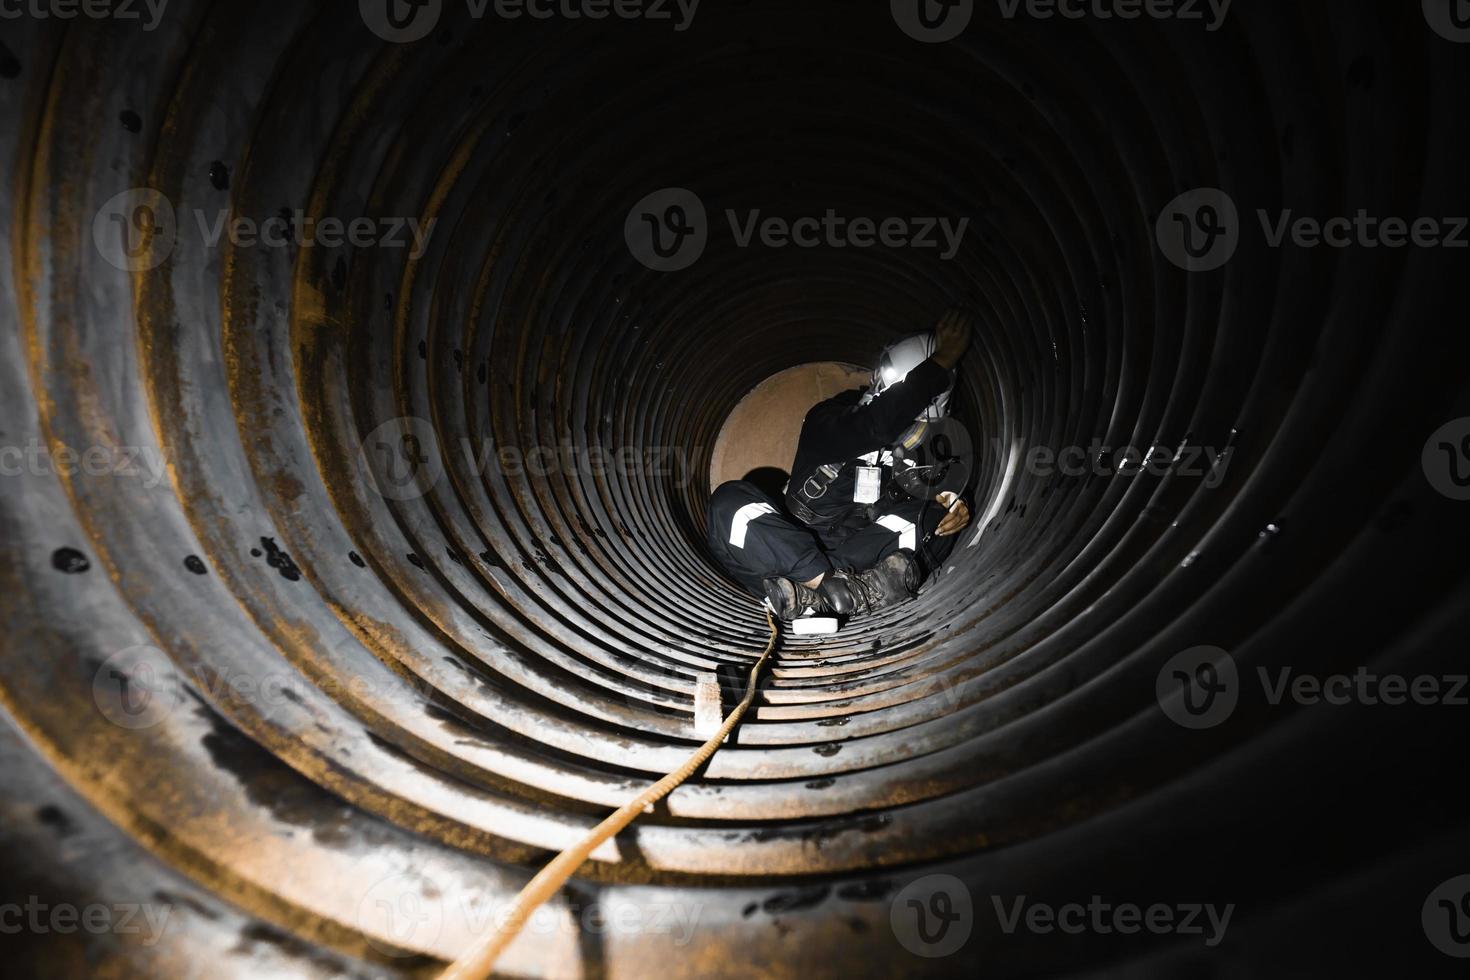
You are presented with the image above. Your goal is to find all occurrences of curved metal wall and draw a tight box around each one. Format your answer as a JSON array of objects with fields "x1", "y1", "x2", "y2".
[{"x1": 2, "y1": 1, "x2": 1468, "y2": 976}]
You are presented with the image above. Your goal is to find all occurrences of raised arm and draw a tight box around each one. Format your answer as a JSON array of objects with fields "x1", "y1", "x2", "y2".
[{"x1": 830, "y1": 310, "x2": 973, "y2": 453}]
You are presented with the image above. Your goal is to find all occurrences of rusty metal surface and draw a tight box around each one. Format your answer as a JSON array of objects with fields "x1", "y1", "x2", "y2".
[{"x1": 1, "y1": 2, "x2": 1468, "y2": 977}]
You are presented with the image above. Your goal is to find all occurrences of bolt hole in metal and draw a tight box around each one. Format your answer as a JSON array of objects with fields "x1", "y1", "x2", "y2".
[{"x1": 1, "y1": 3, "x2": 1468, "y2": 978}]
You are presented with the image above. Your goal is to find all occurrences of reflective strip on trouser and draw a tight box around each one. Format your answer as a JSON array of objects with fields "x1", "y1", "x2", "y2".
[
  {"x1": 729, "y1": 502, "x2": 777, "y2": 548},
  {"x1": 875, "y1": 513, "x2": 917, "y2": 552}
]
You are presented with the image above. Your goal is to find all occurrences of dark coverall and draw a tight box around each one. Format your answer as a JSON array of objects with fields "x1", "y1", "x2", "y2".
[{"x1": 706, "y1": 358, "x2": 960, "y2": 596}]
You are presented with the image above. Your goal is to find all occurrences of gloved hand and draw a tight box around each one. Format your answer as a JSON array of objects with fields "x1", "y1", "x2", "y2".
[
  {"x1": 932, "y1": 310, "x2": 974, "y2": 370},
  {"x1": 934, "y1": 490, "x2": 971, "y2": 537}
]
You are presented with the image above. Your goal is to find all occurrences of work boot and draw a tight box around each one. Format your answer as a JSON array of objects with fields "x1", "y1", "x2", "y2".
[
  {"x1": 762, "y1": 575, "x2": 857, "y2": 621},
  {"x1": 829, "y1": 552, "x2": 921, "y2": 614}
]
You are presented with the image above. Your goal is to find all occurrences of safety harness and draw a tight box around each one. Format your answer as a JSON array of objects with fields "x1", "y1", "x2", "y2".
[{"x1": 784, "y1": 419, "x2": 931, "y2": 533}]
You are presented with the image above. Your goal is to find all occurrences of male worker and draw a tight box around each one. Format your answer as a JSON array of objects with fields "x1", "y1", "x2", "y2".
[{"x1": 706, "y1": 311, "x2": 974, "y2": 621}]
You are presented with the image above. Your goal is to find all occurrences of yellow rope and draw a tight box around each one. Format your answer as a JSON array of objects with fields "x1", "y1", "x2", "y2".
[{"x1": 438, "y1": 607, "x2": 779, "y2": 980}]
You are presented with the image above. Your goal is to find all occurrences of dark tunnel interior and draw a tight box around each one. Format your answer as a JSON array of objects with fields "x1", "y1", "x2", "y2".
[{"x1": 2, "y1": 1, "x2": 1469, "y2": 976}]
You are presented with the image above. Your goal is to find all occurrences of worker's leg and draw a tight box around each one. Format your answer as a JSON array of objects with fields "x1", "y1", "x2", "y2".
[
  {"x1": 826, "y1": 496, "x2": 955, "y2": 577},
  {"x1": 705, "y1": 481, "x2": 832, "y2": 596},
  {"x1": 820, "y1": 497, "x2": 960, "y2": 616}
]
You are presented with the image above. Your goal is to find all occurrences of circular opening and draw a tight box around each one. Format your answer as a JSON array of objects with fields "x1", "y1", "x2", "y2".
[{"x1": 709, "y1": 361, "x2": 871, "y2": 497}]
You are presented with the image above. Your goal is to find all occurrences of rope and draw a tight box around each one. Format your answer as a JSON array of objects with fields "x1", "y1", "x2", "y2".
[{"x1": 438, "y1": 607, "x2": 780, "y2": 980}]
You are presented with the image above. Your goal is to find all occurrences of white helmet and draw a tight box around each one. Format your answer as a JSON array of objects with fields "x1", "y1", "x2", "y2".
[{"x1": 862, "y1": 333, "x2": 953, "y2": 421}]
